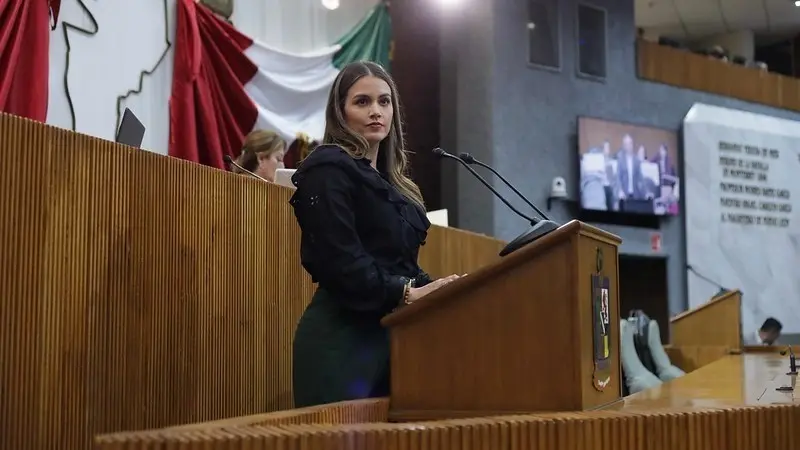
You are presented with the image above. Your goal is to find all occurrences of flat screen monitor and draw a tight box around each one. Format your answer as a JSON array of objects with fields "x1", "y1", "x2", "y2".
[
  {"x1": 115, "y1": 108, "x2": 145, "y2": 148},
  {"x1": 578, "y1": 116, "x2": 680, "y2": 216}
]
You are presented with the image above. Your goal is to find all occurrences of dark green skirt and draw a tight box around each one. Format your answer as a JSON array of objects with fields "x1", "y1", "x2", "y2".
[{"x1": 292, "y1": 288, "x2": 390, "y2": 407}]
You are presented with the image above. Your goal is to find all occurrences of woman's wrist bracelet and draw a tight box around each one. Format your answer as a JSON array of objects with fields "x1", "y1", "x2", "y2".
[{"x1": 402, "y1": 278, "x2": 416, "y2": 304}]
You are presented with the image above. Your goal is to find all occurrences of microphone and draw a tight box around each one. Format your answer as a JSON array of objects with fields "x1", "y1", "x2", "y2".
[
  {"x1": 223, "y1": 155, "x2": 269, "y2": 183},
  {"x1": 686, "y1": 265, "x2": 731, "y2": 296},
  {"x1": 433, "y1": 148, "x2": 536, "y2": 223},
  {"x1": 433, "y1": 147, "x2": 558, "y2": 257},
  {"x1": 780, "y1": 347, "x2": 797, "y2": 375},
  {"x1": 459, "y1": 152, "x2": 552, "y2": 222}
]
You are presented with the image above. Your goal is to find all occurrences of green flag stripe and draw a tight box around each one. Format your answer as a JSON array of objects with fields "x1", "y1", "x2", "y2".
[{"x1": 333, "y1": 2, "x2": 392, "y2": 71}]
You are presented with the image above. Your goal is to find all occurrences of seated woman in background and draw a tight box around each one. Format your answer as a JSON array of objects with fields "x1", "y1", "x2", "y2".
[
  {"x1": 289, "y1": 61, "x2": 460, "y2": 407},
  {"x1": 232, "y1": 130, "x2": 286, "y2": 182}
]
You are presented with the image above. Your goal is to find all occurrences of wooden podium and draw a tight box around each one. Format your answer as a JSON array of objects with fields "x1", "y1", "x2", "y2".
[
  {"x1": 381, "y1": 221, "x2": 622, "y2": 422},
  {"x1": 670, "y1": 290, "x2": 742, "y2": 348}
]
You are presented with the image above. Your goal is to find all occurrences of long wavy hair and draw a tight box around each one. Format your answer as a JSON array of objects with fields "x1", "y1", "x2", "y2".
[{"x1": 322, "y1": 61, "x2": 425, "y2": 210}]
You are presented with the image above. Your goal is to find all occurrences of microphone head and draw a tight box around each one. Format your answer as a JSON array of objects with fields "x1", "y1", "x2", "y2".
[
  {"x1": 459, "y1": 152, "x2": 475, "y2": 163},
  {"x1": 223, "y1": 154, "x2": 233, "y2": 163},
  {"x1": 432, "y1": 147, "x2": 445, "y2": 157}
]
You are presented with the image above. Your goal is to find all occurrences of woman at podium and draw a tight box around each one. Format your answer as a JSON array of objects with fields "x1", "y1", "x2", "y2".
[{"x1": 289, "y1": 61, "x2": 459, "y2": 407}]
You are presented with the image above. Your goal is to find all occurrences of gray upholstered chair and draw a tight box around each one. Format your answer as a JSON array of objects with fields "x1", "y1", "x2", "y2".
[
  {"x1": 647, "y1": 320, "x2": 685, "y2": 381},
  {"x1": 620, "y1": 319, "x2": 662, "y2": 394}
]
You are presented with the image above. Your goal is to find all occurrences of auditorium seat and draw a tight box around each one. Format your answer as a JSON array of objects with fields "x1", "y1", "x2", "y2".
[
  {"x1": 620, "y1": 319, "x2": 662, "y2": 394},
  {"x1": 647, "y1": 320, "x2": 685, "y2": 381}
]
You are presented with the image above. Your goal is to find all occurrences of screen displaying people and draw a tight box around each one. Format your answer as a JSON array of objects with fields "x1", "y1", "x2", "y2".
[{"x1": 578, "y1": 117, "x2": 680, "y2": 216}]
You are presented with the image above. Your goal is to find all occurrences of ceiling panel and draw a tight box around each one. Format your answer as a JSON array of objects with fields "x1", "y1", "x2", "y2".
[
  {"x1": 674, "y1": 0, "x2": 724, "y2": 25},
  {"x1": 766, "y1": 0, "x2": 800, "y2": 28},
  {"x1": 647, "y1": 25, "x2": 690, "y2": 40},
  {"x1": 721, "y1": 0, "x2": 768, "y2": 29},
  {"x1": 684, "y1": 23, "x2": 730, "y2": 38},
  {"x1": 635, "y1": 0, "x2": 681, "y2": 28}
]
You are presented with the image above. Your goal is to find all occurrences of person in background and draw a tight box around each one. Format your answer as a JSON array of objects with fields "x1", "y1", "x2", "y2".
[
  {"x1": 636, "y1": 145, "x2": 647, "y2": 162},
  {"x1": 231, "y1": 130, "x2": 286, "y2": 182},
  {"x1": 602, "y1": 141, "x2": 619, "y2": 211},
  {"x1": 651, "y1": 143, "x2": 676, "y2": 187},
  {"x1": 745, "y1": 318, "x2": 783, "y2": 346},
  {"x1": 635, "y1": 145, "x2": 659, "y2": 201},
  {"x1": 579, "y1": 144, "x2": 608, "y2": 211},
  {"x1": 651, "y1": 143, "x2": 678, "y2": 213},
  {"x1": 289, "y1": 61, "x2": 460, "y2": 407},
  {"x1": 616, "y1": 134, "x2": 644, "y2": 201}
]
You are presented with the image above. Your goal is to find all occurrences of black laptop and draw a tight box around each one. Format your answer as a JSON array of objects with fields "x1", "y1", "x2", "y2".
[{"x1": 115, "y1": 108, "x2": 146, "y2": 148}]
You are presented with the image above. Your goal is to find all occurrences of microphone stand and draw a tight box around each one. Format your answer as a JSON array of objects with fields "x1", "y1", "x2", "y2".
[
  {"x1": 686, "y1": 265, "x2": 730, "y2": 296},
  {"x1": 781, "y1": 347, "x2": 798, "y2": 376},
  {"x1": 459, "y1": 152, "x2": 553, "y2": 222},
  {"x1": 434, "y1": 149, "x2": 536, "y2": 223},
  {"x1": 433, "y1": 148, "x2": 558, "y2": 257},
  {"x1": 223, "y1": 155, "x2": 269, "y2": 183}
]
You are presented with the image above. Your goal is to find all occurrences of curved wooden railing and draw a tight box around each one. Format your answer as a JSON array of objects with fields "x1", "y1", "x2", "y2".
[
  {"x1": 637, "y1": 39, "x2": 800, "y2": 113},
  {"x1": 95, "y1": 405, "x2": 800, "y2": 449},
  {"x1": 94, "y1": 353, "x2": 800, "y2": 449},
  {"x1": 164, "y1": 398, "x2": 390, "y2": 429}
]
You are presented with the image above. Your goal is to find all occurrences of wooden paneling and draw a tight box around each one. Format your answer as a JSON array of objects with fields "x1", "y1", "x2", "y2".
[
  {"x1": 94, "y1": 354, "x2": 800, "y2": 449},
  {"x1": 607, "y1": 353, "x2": 798, "y2": 409},
  {"x1": 165, "y1": 398, "x2": 390, "y2": 429},
  {"x1": 637, "y1": 39, "x2": 800, "y2": 112},
  {"x1": 670, "y1": 290, "x2": 742, "y2": 348},
  {"x1": 664, "y1": 345, "x2": 736, "y2": 373},
  {"x1": 384, "y1": 223, "x2": 622, "y2": 421},
  {"x1": 96, "y1": 405, "x2": 800, "y2": 449},
  {"x1": 0, "y1": 114, "x2": 502, "y2": 450}
]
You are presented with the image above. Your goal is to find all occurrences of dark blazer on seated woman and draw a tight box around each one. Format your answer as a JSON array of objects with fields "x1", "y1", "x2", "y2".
[{"x1": 289, "y1": 145, "x2": 433, "y2": 407}]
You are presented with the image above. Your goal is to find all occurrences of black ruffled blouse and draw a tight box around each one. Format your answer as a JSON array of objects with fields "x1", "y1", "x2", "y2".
[{"x1": 289, "y1": 145, "x2": 432, "y2": 315}]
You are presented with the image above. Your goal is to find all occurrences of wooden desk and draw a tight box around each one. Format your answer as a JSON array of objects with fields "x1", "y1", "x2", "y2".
[{"x1": 605, "y1": 354, "x2": 798, "y2": 410}]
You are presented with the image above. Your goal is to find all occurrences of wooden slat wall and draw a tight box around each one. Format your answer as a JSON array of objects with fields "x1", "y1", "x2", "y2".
[
  {"x1": 165, "y1": 398, "x2": 391, "y2": 429},
  {"x1": 0, "y1": 114, "x2": 503, "y2": 450},
  {"x1": 637, "y1": 40, "x2": 800, "y2": 112}
]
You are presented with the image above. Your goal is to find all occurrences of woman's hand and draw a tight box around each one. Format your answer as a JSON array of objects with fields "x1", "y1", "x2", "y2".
[{"x1": 406, "y1": 274, "x2": 461, "y2": 304}]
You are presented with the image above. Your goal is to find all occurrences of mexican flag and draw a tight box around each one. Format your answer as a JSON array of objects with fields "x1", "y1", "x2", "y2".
[
  {"x1": 0, "y1": 0, "x2": 61, "y2": 122},
  {"x1": 169, "y1": 0, "x2": 391, "y2": 169}
]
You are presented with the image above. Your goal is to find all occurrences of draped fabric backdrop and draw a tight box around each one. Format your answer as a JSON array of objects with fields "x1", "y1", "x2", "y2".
[
  {"x1": 169, "y1": 0, "x2": 391, "y2": 169},
  {"x1": 44, "y1": 0, "x2": 377, "y2": 155},
  {"x1": 232, "y1": 0, "x2": 379, "y2": 54},
  {"x1": 0, "y1": 0, "x2": 59, "y2": 122}
]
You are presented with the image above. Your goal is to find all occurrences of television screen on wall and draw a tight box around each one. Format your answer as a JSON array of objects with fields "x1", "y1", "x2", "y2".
[{"x1": 578, "y1": 116, "x2": 680, "y2": 216}]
